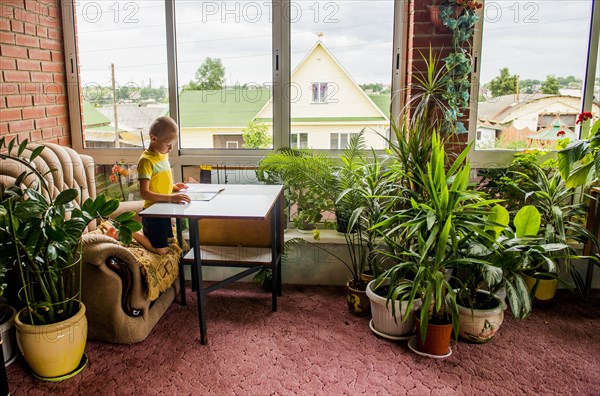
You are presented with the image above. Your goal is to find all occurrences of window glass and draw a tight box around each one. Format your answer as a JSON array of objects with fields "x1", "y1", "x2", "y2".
[
  {"x1": 74, "y1": 1, "x2": 169, "y2": 149},
  {"x1": 175, "y1": 1, "x2": 273, "y2": 149},
  {"x1": 476, "y1": 1, "x2": 594, "y2": 151},
  {"x1": 290, "y1": 0, "x2": 394, "y2": 150},
  {"x1": 95, "y1": 162, "x2": 140, "y2": 201}
]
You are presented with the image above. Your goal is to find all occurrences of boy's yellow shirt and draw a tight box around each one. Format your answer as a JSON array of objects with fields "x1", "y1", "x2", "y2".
[{"x1": 137, "y1": 149, "x2": 173, "y2": 209}]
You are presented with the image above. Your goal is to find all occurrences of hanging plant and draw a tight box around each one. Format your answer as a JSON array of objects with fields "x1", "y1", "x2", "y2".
[{"x1": 438, "y1": 0, "x2": 482, "y2": 133}]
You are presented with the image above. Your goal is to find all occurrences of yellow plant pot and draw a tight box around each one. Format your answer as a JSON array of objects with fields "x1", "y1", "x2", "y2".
[
  {"x1": 525, "y1": 276, "x2": 558, "y2": 302},
  {"x1": 15, "y1": 303, "x2": 87, "y2": 379}
]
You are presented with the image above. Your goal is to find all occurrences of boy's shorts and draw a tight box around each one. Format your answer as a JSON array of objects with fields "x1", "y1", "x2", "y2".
[{"x1": 142, "y1": 217, "x2": 173, "y2": 249}]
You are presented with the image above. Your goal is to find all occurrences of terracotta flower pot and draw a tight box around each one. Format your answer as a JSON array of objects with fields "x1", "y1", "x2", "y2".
[{"x1": 415, "y1": 313, "x2": 453, "y2": 356}]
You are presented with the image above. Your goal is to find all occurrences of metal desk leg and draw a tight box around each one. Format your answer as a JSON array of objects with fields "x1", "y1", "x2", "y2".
[
  {"x1": 176, "y1": 218, "x2": 186, "y2": 306},
  {"x1": 190, "y1": 219, "x2": 208, "y2": 344},
  {"x1": 271, "y1": 198, "x2": 280, "y2": 311}
]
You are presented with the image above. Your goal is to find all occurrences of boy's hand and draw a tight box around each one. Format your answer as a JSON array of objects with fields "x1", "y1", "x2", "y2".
[
  {"x1": 173, "y1": 182, "x2": 188, "y2": 192},
  {"x1": 169, "y1": 193, "x2": 191, "y2": 204}
]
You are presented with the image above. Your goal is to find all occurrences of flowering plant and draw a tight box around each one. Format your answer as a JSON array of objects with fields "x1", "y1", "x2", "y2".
[
  {"x1": 451, "y1": 0, "x2": 483, "y2": 10},
  {"x1": 558, "y1": 112, "x2": 600, "y2": 187},
  {"x1": 110, "y1": 161, "x2": 130, "y2": 201}
]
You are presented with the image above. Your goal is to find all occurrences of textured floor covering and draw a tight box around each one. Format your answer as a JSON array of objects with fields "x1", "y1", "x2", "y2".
[{"x1": 6, "y1": 284, "x2": 600, "y2": 396}]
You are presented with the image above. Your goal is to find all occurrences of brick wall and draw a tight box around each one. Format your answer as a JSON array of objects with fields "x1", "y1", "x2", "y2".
[
  {"x1": 0, "y1": 0, "x2": 71, "y2": 146},
  {"x1": 408, "y1": 0, "x2": 471, "y2": 152}
]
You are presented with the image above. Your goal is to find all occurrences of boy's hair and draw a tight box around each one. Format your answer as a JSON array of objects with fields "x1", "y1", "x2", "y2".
[{"x1": 149, "y1": 116, "x2": 178, "y2": 139}]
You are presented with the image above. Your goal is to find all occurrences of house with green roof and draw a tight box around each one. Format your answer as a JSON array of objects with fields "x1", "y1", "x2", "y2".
[{"x1": 178, "y1": 41, "x2": 391, "y2": 149}]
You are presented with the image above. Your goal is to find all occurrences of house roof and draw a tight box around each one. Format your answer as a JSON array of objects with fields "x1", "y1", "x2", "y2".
[
  {"x1": 527, "y1": 116, "x2": 577, "y2": 140},
  {"x1": 178, "y1": 88, "x2": 271, "y2": 127},
  {"x1": 82, "y1": 101, "x2": 111, "y2": 127},
  {"x1": 477, "y1": 94, "x2": 581, "y2": 124},
  {"x1": 97, "y1": 104, "x2": 168, "y2": 132}
]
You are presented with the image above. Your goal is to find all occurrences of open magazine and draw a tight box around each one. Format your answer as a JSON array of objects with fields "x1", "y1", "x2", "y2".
[{"x1": 184, "y1": 184, "x2": 225, "y2": 201}]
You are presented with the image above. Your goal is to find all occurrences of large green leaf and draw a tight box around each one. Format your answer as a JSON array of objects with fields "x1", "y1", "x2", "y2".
[
  {"x1": 514, "y1": 205, "x2": 541, "y2": 237},
  {"x1": 54, "y1": 189, "x2": 78, "y2": 206},
  {"x1": 486, "y1": 204, "x2": 509, "y2": 239}
]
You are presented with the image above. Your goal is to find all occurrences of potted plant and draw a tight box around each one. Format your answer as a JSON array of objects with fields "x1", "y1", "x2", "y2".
[
  {"x1": 456, "y1": 204, "x2": 568, "y2": 343},
  {"x1": 557, "y1": 112, "x2": 600, "y2": 188},
  {"x1": 374, "y1": 132, "x2": 498, "y2": 356},
  {"x1": 516, "y1": 164, "x2": 600, "y2": 303},
  {"x1": 0, "y1": 138, "x2": 141, "y2": 380}
]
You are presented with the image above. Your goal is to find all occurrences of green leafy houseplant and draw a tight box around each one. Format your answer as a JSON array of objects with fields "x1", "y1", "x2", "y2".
[
  {"x1": 374, "y1": 131, "x2": 499, "y2": 341},
  {"x1": 516, "y1": 164, "x2": 600, "y2": 294},
  {"x1": 0, "y1": 138, "x2": 141, "y2": 325},
  {"x1": 558, "y1": 112, "x2": 600, "y2": 187}
]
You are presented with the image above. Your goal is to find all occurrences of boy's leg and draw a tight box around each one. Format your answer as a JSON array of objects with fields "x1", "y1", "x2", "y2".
[{"x1": 133, "y1": 231, "x2": 168, "y2": 255}]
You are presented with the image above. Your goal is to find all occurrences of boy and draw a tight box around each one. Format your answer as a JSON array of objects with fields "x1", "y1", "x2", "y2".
[{"x1": 130, "y1": 116, "x2": 190, "y2": 254}]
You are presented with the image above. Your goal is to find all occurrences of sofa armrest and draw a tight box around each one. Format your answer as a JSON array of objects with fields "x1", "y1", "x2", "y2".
[{"x1": 82, "y1": 234, "x2": 149, "y2": 310}]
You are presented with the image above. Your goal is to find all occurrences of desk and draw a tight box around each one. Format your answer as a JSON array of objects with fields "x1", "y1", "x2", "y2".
[{"x1": 139, "y1": 184, "x2": 284, "y2": 344}]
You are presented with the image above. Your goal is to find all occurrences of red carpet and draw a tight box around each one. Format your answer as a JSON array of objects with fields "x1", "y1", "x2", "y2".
[{"x1": 7, "y1": 284, "x2": 600, "y2": 395}]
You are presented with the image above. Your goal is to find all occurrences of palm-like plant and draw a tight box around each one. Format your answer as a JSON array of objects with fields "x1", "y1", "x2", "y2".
[{"x1": 374, "y1": 132, "x2": 499, "y2": 340}]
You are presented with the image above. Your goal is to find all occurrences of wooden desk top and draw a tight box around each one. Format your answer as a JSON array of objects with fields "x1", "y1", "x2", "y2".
[{"x1": 139, "y1": 184, "x2": 284, "y2": 220}]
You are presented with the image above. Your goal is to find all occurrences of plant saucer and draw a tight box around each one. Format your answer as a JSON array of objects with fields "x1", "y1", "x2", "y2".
[
  {"x1": 32, "y1": 353, "x2": 88, "y2": 382},
  {"x1": 407, "y1": 336, "x2": 452, "y2": 359},
  {"x1": 369, "y1": 319, "x2": 414, "y2": 341}
]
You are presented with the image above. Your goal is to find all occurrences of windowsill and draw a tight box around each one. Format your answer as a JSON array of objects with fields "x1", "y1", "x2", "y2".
[{"x1": 284, "y1": 228, "x2": 347, "y2": 244}]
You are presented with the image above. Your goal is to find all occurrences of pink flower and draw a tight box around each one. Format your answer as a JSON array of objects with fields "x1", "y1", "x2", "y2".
[
  {"x1": 109, "y1": 174, "x2": 118, "y2": 183},
  {"x1": 112, "y1": 164, "x2": 122, "y2": 174}
]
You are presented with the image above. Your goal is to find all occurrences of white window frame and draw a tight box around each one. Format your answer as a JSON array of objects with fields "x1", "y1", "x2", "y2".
[
  {"x1": 291, "y1": 132, "x2": 309, "y2": 149},
  {"x1": 61, "y1": 0, "x2": 408, "y2": 173},
  {"x1": 311, "y1": 82, "x2": 329, "y2": 103}
]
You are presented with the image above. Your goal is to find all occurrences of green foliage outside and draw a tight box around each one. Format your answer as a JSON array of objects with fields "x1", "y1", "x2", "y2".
[
  {"x1": 242, "y1": 121, "x2": 271, "y2": 149},
  {"x1": 186, "y1": 57, "x2": 226, "y2": 90},
  {"x1": 541, "y1": 75, "x2": 560, "y2": 95},
  {"x1": 489, "y1": 67, "x2": 518, "y2": 97}
]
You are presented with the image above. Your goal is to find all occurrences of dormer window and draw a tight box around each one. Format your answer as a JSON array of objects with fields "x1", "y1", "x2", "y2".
[{"x1": 311, "y1": 82, "x2": 328, "y2": 103}]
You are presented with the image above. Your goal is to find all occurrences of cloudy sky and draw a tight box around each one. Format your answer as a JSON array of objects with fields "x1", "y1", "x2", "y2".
[{"x1": 74, "y1": 0, "x2": 595, "y2": 91}]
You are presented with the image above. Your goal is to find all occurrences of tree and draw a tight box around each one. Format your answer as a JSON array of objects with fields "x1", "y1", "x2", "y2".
[
  {"x1": 187, "y1": 57, "x2": 225, "y2": 90},
  {"x1": 489, "y1": 67, "x2": 519, "y2": 97},
  {"x1": 541, "y1": 75, "x2": 560, "y2": 95},
  {"x1": 242, "y1": 121, "x2": 271, "y2": 149}
]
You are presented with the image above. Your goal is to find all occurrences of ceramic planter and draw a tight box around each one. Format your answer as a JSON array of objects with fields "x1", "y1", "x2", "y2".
[
  {"x1": 366, "y1": 279, "x2": 420, "y2": 338},
  {"x1": 456, "y1": 291, "x2": 506, "y2": 343},
  {"x1": 347, "y1": 282, "x2": 370, "y2": 316},
  {"x1": 0, "y1": 305, "x2": 17, "y2": 366},
  {"x1": 15, "y1": 303, "x2": 87, "y2": 379},
  {"x1": 525, "y1": 275, "x2": 558, "y2": 304}
]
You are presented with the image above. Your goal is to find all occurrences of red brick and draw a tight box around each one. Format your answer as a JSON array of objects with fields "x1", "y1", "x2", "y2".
[
  {"x1": 0, "y1": 32, "x2": 15, "y2": 44},
  {"x1": 36, "y1": 25, "x2": 47, "y2": 38},
  {"x1": 43, "y1": 83, "x2": 62, "y2": 95},
  {"x1": 29, "y1": 129, "x2": 42, "y2": 142},
  {"x1": 0, "y1": 123, "x2": 8, "y2": 135},
  {"x1": 0, "y1": 58, "x2": 16, "y2": 70},
  {"x1": 47, "y1": 5, "x2": 59, "y2": 20},
  {"x1": 24, "y1": 0, "x2": 38, "y2": 12},
  {"x1": 0, "y1": 108, "x2": 22, "y2": 122},
  {"x1": 52, "y1": 126, "x2": 63, "y2": 137},
  {"x1": 56, "y1": 114, "x2": 68, "y2": 126},
  {"x1": 14, "y1": 9, "x2": 37, "y2": 24},
  {"x1": 0, "y1": 83, "x2": 19, "y2": 96},
  {"x1": 3, "y1": 0, "x2": 24, "y2": 8},
  {"x1": 55, "y1": 94, "x2": 66, "y2": 104},
  {"x1": 40, "y1": 62, "x2": 62, "y2": 73},
  {"x1": 15, "y1": 34, "x2": 39, "y2": 47},
  {"x1": 17, "y1": 59, "x2": 40, "y2": 71},
  {"x1": 23, "y1": 22, "x2": 35, "y2": 36},
  {"x1": 58, "y1": 136, "x2": 71, "y2": 146},
  {"x1": 20, "y1": 82, "x2": 43, "y2": 95},
  {"x1": 22, "y1": 107, "x2": 44, "y2": 119},
  {"x1": 30, "y1": 72, "x2": 52, "y2": 83},
  {"x1": 33, "y1": 94, "x2": 54, "y2": 105},
  {"x1": 0, "y1": 98, "x2": 5, "y2": 109},
  {"x1": 8, "y1": 119, "x2": 34, "y2": 133},
  {"x1": 41, "y1": 128, "x2": 53, "y2": 139},
  {"x1": 28, "y1": 48, "x2": 50, "y2": 60},
  {"x1": 3, "y1": 70, "x2": 30, "y2": 82},
  {"x1": 9, "y1": 20, "x2": 23, "y2": 33},
  {"x1": 50, "y1": 51, "x2": 62, "y2": 62},
  {"x1": 1, "y1": 44, "x2": 27, "y2": 58},
  {"x1": 45, "y1": 105, "x2": 65, "y2": 117},
  {"x1": 47, "y1": 28, "x2": 59, "y2": 40},
  {"x1": 35, "y1": 117, "x2": 56, "y2": 129},
  {"x1": 6, "y1": 95, "x2": 32, "y2": 107},
  {"x1": 38, "y1": 13, "x2": 59, "y2": 28},
  {"x1": 0, "y1": 19, "x2": 9, "y2": 32},
  {"x1": 52, "y1": 73, "x2": 64, "y2": 84},
  {"x1": 39, "y1": 38, "x2": 60, "y2": 51}
]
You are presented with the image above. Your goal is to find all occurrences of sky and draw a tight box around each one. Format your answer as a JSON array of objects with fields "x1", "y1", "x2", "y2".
[{"x1": 74, "y1": 0, "x2": 595, "y2": 92}]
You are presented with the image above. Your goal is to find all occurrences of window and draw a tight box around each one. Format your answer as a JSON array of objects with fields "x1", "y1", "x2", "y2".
[
  {"x1": 311, "y1": 82, "x2": 329, "y2": 103},
  {"x1": 330, "y1": 133, "x2": 359, "y2": 149},
  {"x1": 66, "y1": 1, "x2": 169, "y2": 151},
  {"x1": 291, "y1": 132, "x2": 309, "y2": 149},
  {"x1": 471, "y1": 0, "x2": 598, "y2": 166}
]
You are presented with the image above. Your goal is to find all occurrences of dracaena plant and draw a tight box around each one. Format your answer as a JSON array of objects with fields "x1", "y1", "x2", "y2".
[
  {"x1": 374, "y1": 131, "x2": 499, "y2": 341},
  {"x1": 0, "y1": 138, "x2": 141, "y2": 325}
]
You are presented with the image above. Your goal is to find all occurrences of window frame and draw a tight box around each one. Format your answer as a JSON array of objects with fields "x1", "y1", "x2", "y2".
[{"x1": 61, "y1": 0, "x2": 407, "y2": 171}]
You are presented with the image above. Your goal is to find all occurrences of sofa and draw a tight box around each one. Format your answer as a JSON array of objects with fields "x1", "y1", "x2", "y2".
[{"x1": 0, "y1": 143, "x2": 180, "y2": 344}]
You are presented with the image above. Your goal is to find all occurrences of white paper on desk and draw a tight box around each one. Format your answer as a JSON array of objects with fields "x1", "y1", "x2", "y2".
[
  {"x1": 186, "y1": 191, "x2": 219, "y2": 201},
  {"x1": 185, "y1": 184, "x2": 225, "y2": 194}
]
